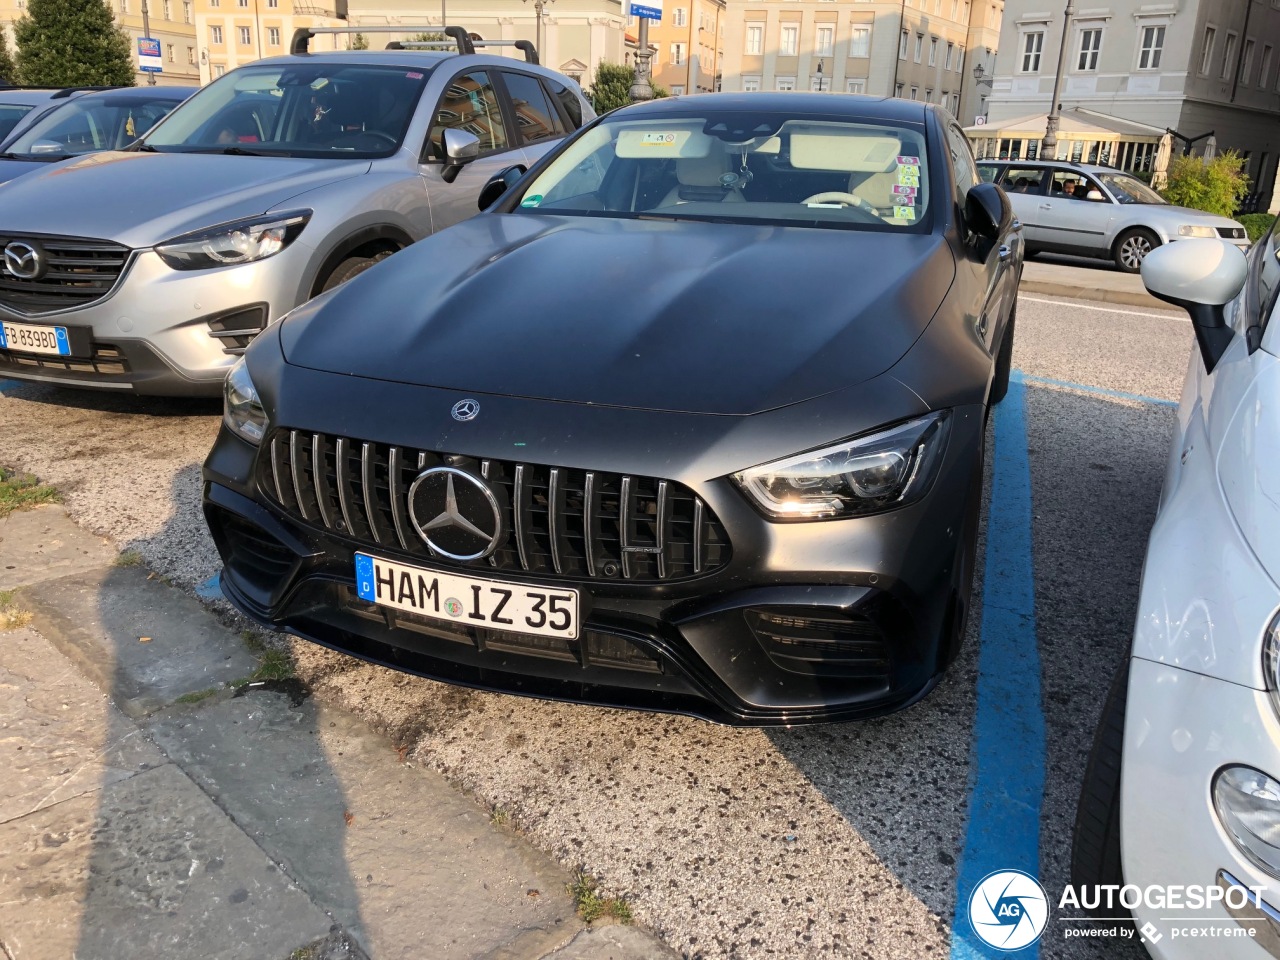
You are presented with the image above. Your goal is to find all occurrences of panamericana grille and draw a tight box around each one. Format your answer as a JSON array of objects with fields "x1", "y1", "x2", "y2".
[
  {"x1": 0, "y1": 234, "x2": 130, "y2": 314},
  {"x1": 263, "y1": 429, "x2": 731, "y2": 582}
]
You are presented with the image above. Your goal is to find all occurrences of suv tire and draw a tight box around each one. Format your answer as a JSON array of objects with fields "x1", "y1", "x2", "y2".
[
  {"x1": 1113, "y1": 228, "x2": 1159, "y2": 273},
  {"x1": 321, "y1": 251, "x2": 394, "y2": 293},
  {"x1": 1070, "y1": 657, "x2": 1129, "y2": 918}
]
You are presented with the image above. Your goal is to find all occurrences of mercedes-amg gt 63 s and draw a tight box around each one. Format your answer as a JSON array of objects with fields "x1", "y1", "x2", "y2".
[{"x1": 203, "y1": 93, "x2": 1023, "y2": 725}]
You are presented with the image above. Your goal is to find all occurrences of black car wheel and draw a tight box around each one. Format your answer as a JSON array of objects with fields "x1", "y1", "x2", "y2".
[
  {"x1": 1071, "y1": 658, "x2": 1129, "y2": 916},
  {"x1": 989, "y1": 305, "x2": 1016, "y2": 404},
  {"x1": 1113, "y1": 228, "x2": 1159, "y2": 273},
  {"x1": 321, "y1": 251, "x2": 393, "y2": 293}
]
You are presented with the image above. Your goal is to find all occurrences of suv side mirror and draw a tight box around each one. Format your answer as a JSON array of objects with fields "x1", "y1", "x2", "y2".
[
  {"x1": 27, "y1": 139, "x2": 65, "y2": 156},
  {"x1": 1142, "y1": 239, "x2": 1248, "y2": 373},
  {"x1": 440, "y1": 128, "x2": 480, "y2": 183},
  {"x1": 478, "y1": 165, "x2": 527, "y2": 211},
  {"x1": 964, "y1": 182, "x2": 1011, "y2": 243}
]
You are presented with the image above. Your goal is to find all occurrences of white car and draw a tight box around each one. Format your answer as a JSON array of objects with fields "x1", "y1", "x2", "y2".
[{"x1": 1072, "y1": 230, "x2": 1280, "y2": 956}]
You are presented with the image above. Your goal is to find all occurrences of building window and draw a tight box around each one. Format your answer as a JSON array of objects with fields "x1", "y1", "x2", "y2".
[
  {"x1": 742, "y1": 75, "x2": 761, "y2": 91},
  {"x1": 182, "y1": 0, "x2": 191, "y2": 20},
  {"x1": 847, "y1": 78, "x2": 865, "y2": 93},
  {"x1": 914, "y1": 33, "x2": 923, "y2": 62},
  {"x1": 781, "y1": 25, "x2": 797, "y2": 56},
  {"x1": 670, "y1": 43, "x2": 685, "y2": 65},
  {"x1": 162, "y1": 0, "x2": 170, "y2": 17},
  {"x1": 816, "y1": 26, "x2": 833, "y2": 57},
  {"x1": 211, "y1": 25, "x2": 223, "y2": 43},
  {"x1": 671, "y1": 84, "x2": 685, "y2": 95},
  {"x1": 895, "y1": 81, "x2": 904, "y2": 96},
  {"x1": 1200, "y1": 26, "x2": 1216, "y2": 75},
  {"x1": 166, "y1": 43, "x2": 174, "y2": 61},
  {"x1": 850, "y1": 26, "x2": 870, "y2": 58},
  {"x1": 672, "y1": 7, "x2": 686, "y2": 26},
  {"x1": 186, "y1": 45, "x2": 194, "y2": 63},
  {"x1": 925, "y1": 87, "x2": 933, "y2": 101},
  {"x1": 238, "y1": 25, "x2": 250, "y2": 45},
  {"x1": 910, "y1": 85, "x2": 918, "y2": 99},
  {"x1": 945, "y1": 41, "x2": 954, "y2": 69},
  {"x1": 951, "y1": 92, "x2": 960, "y2": 113},
  {"x1": 1077, "y1": 28, "x2": 1101, "y2": 71},
  {"x1": 1138, "y1": 25, "x2": 1165, "y2": 70},
  {"x1": 776, "y1": 76, "x2": 795, "y2": 91},
  {"x1": 746, "y1": 24, "x2": 762, "y2": 55},
  {"x1": 1241, "y1": 38, "x2": 1256, "y2": 83},
  {"x1": 957, "y1": 46, "x2": 964, "y2": 73},
  {"x1": 1021, "y1": 31, "x2": 1044, "y2": 72},
  {"x1": 268, "y1": 26, "x2": 279, "y2": 45},
  {"x1": 1222, "y1": 32, "x2": 1238, "y2": 80},
  {"x1": 214, "y1": 64, "x2": 225, "y2": 76},
  {"x1": 899, "y1": 29, "x2": 909, "y2": 60},
  {"x1": 119, "y1": 0, "x2": 127, "y2": 12},
  {"x1": 951, "y1": 0, "x2": 958, "y2": 16},
  {"x1": 928, "y1": 37, "x2": 937, "y2": 65},
  {"x1": 1261, "y1": 45, "x2": 1274, "y2": 88}
]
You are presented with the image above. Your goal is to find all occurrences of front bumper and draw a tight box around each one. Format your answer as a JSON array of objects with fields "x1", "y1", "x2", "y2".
[
  {"x1": 0, "y1": 245, "x2": 311, "y2": 396},
  {"x1": 1122, "y1": 657, "x2": 1280, "y2": 959},
  {"x1": 201, "y1": 403, "x2": 985, "y2": 725}
]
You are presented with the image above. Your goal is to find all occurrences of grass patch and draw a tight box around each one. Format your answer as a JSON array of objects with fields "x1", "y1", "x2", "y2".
[
  {"x1": 0, "y1": 467, "x2": 58, "y2": 519},
  {"x1": 232, "y1": 648, "x2": 295, "y2": 687},
  {"x1": 568, "y1": 872, "x2": 632, "y2": 925},
  {"x1": 239, "y1": 629, "x2": 266, "y2": 652},
  {"x1": 490, "y1": 806, "x2": 510, "y2": 827},
  {"x1": 0, "y1": 589, "x2": 32, "y2": 630},
  {"x1": 175, "y1": 688, "x2": 218, "y2": 705},
  {"x1": 114, "y1": 550, "x2": 143, "y2": 568}
]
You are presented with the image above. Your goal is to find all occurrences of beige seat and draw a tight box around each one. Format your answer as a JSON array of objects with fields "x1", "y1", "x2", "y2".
[{"x1": 657, "y1": 147, "x2": 745, "y2": 206}]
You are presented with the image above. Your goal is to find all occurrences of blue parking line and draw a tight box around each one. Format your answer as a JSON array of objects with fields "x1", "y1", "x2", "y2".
[
  {"x1": 950, "y1": 372, "x2": 1046, "y2": 958},
  {"x1": 1019, "y1": 372, "x2": 1177, "y2": 408}
]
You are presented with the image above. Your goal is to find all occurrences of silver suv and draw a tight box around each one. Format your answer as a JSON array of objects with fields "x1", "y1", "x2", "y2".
[
  {"x1": 977, "y1": 159, "x2": 1249, "y2": 272},
  {"x1": 0, "y1": 28, "x2": 592, "y2": 395}
]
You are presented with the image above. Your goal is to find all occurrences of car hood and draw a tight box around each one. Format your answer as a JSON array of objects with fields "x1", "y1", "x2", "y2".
[
  {"x1": 1147, "y1": 204, "x2": 1243, "y2": 230},
  {"x1": 0, "y1": 157, "x2": 53, "y2": 185},
  {"x1": 0, "y1": 151, "x2": 370, "y2": 247},
  {"x1": 280, "y1": 214, "x2": 955, "y2": 416}
]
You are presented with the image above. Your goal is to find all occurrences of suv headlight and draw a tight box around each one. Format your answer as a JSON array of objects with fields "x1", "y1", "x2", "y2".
[
  {"x1": 156, "y1": 209, "x2": 311, "y2": 270},
  {"x1": 224, "y1": 357, "x2": 267, "y2": 444},
  {"x1": 1178, "y1": 225, "x2": 1217, "y2": 239},
  {"x1": 732, "y1": 411, "x2": 951, "y2": 521}
]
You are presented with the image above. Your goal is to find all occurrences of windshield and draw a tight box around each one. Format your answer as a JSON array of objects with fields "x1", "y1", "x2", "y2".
[
  {"x1": 6, "y1": 95, "x2": 182, "y2": 158},
  {"x1": 141, "y1": 63, "x2": 429, "y2": 158},
  {"x1": 0, "y1": 103, "x2": 36, "y2": 142},
  {"x1": 514, "y1": 112, "x2": 931, "y2": 232},
  {"x1": 1096, "y1": 171, "x2": 1165, "y2": 205}
]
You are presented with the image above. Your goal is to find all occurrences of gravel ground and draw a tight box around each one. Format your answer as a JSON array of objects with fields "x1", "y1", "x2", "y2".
[{"x1": 0, "y1": 292, "x2": 1191, "y2": 959}]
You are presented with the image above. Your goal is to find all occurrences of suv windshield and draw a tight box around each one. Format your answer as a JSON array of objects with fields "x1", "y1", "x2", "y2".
[
  {"x1": 1096, "y1": 171, "x2": 1165, "y2": 205},
  {"x1": 515, "y1": 112, "x2": 931, "y2": 232},
  {"x1": 141, "y1": 63, "x2": 429, "y2": 158},
  {"x1": 6, "y1": 95, "x2": 180, "y2": 158}
]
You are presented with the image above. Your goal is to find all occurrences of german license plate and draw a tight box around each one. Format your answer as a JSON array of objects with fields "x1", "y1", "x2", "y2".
[
  {"x1": 0, "y1": 321, "x2": 70, "y2": 356},
  {"x1": 354, "y1": 553, "x2": 580, "y2": 640}
]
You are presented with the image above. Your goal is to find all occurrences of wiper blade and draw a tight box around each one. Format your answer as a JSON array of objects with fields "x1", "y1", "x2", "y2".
[
  {"x1": 130, "y1": 143, "x2": 159, "y2": 152},
  {"x1": 0, "y1": 152, "x2": 39, "y2": 161}
]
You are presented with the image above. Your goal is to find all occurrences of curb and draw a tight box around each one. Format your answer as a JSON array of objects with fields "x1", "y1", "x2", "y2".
[{"x1": 1019, "y1": 279, "x2": 1171, "y2": 311}]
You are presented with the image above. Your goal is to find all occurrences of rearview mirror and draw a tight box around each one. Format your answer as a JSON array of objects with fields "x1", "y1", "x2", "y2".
[
  {"x1": 1142, "y1": 239, "x2": 1248, "y2": 373},
  {"x1": 440, "y1": 128, "x2": 480, "y2": 183},
  {"x1": 964, "y1": 182, "x2": 1011, "y2": 243},
  {"x1": 478, "y1": 165, "x2": 527, "y2": 211}
]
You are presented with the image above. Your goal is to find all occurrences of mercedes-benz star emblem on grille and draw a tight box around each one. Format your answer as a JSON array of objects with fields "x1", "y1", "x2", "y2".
[
  {"x1": 3, "y1": 241, "x2": 43, "y2": 280},
  {"x1": 451, "y1": 398, "x2": 480, "y2": 422},
  {"x1": 407, "y1": 466, "x2": 503, "y2": 561}
]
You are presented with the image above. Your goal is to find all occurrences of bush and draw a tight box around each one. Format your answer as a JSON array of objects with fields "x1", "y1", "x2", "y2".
[
  {"x1": 1239, "y1": 213, "x2": 1277, "y2": 243},
  {"x1": 1160, "y1": 151, "x2": 1251, "y2": 217},
  {"x1": 586, "y1": 61, "x2": 669, "y2": 114}
]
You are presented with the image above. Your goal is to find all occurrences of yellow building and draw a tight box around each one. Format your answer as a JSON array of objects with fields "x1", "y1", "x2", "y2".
[
  {"x1": 640, "y1": 0, "x2": 724, "y2": 95},
  {"x1": 193, "y1": 0, "x2": 345, "y2": 84}
]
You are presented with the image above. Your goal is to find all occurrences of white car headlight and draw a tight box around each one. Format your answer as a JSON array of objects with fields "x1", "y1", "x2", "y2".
[
  {"x1": 156, "y1": 209, "x2": 311, "y2": 270},
  {"x1": 731, "y1": 411, "x2": 950, "y2": 521},
  {"x1": 224, "y1": 357, "x2": 267, "y2": 444},
  {"x1": 1178, "y1": 225, "x2": 1217, "y2": 239},
  {"x1": 1214, "y1": 766, "x2": 1280, "y2": 879}
]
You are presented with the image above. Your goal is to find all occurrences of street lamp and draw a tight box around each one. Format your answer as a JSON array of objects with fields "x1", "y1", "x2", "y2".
[
  {"x1": 972, "y1": 62, "x2": 992, "y2": 87},
  {"x1": 1041, "y1": 0, "x2": 1075, "y2": 160},
  {"x1": 520, "y1": 0, "x2": 554, "y2": 60},
  {"x1": 815, "y1": 59, "x2": 829, "y2": 92},
  {"x1": 629, "y1": 13, "x2": 654, "y2": 101}
]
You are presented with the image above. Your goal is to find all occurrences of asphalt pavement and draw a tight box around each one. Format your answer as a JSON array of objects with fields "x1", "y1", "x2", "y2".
[{"x1": 0, "y1": 287, "x2": 1192, "y2": 959}]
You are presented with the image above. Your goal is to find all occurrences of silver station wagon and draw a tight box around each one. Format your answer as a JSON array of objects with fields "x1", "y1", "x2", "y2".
[
  {"x1": 0, "y1": 27, "x2": 591, "y2": 395},
  {"x1": 978, "y1": 159, "x2": 1249, "y2": 272}
]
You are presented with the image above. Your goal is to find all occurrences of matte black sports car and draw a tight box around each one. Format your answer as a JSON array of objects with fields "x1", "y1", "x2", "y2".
[{"x1": 203, "y1": 93, "x2": 1023, "y2": 725}]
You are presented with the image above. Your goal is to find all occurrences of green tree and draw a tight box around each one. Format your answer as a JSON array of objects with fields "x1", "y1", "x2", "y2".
[
  {"x1": 587, "y1": 61, "x2": 669, "y2": 113},
  {"x1": 1161, "y1": 151, "x2": 1251, "y2": 217},
  {"x1": 0, "y1": 30, "x2": 19, "y2": 86},
  {"x1": 350, "y1": 33, "x2": 369, "y2": 50},
  {"x1": 15, "y1": 0, "x2": 134, "y2": 86}
]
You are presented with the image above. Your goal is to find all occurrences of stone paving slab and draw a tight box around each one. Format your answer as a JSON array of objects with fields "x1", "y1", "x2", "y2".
[
  {"x1": 0, "y1": 504, "x2": 116, "y2": 591},
  {"x1": 547, "y1": 926, "x2": 684, "y2": 960}
]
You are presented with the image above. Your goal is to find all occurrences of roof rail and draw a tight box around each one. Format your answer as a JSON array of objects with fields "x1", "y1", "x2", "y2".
[
  {"x1": 391, "y1": 36, "x2": 539, "y2": 64},
  {"x1": 291, "y1": 24, "x2": 478, "y2": 56},
  {"x1": 0, "y1": 85, "x2": 119, "y2": 96}
]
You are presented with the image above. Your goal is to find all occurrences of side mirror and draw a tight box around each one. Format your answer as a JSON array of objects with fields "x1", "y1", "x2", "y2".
[
  {"x1": 478, "y1": 165, "x2": 527, "y2": 211},
  {"x1": 964, "y1": 182, "x2": 1011, "y2": 243},
  {"x1": 27, "y1": 139, "x2": 65, "y2": 156},
  {"x1": 440, "y1": 128, "x2": 480, "y2": 184},
  {"x1": 1142, "y1": 239, "x2": 1248, "y2": 373}
]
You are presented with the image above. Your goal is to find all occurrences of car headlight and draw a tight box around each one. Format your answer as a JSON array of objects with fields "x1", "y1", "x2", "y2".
[
  {"x1": 224, "y1": 357, "x2": 267, "y2": 444},
  {"x1": 731, "y1": 411, "x2": 951, "y2": 521},
  {"x1": 1213, "y1": 766, "x2": 1280, "y2": 879},
  {"x1": 1179, "y1": 225, "x2": 1217, "y2": 239},
  {"x1": 156, "y1": 209, "x2": 311, "y2": 270}
]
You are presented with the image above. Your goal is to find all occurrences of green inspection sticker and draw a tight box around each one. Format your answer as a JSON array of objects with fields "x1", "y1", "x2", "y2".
[{"x1": 521, "y1": 195, "x2": 544, "y2": 208}]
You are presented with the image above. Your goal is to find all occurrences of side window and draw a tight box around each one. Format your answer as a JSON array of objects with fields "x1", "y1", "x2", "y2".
[
  {"x1": 501, "y1": 72, "x2": 564, "y2": 145},
  {"x1": 544, "y1": 78, "x2": 583, "y2": 130},
  {"x1": 945, "y1": 122, "x2": 979, "y2": 201},
  {"x1": 977, "y1": 164, "x2": 999, "y2": 183},
  {"x1": 1246, "y1": 218, "x2": 1280, "y2": 334},
  {"x1": 1002, "y1": 167, "x2": 1048, "y2": 194},
  {"x1": 428, "y1": 71, "x2": 508, "y2": 160},
  {"x1": 1050, "y1": 171, "x2": 1105, "y2": 201}
]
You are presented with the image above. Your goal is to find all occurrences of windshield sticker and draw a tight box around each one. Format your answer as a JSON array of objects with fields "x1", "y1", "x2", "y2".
[
  {"x1": 898, "y1": 173, "x2": 920, "y2": 187},
  {"x1": 892, "y1": 185, "x2": 917, "y2": 197},
  {"x1": 640, "y1": 132, "x2": 679, "y2": 145},
  {"x1": 406, "y1": 71, "x2": 424, "y2": 79},
  {"x1": 520, "y1": 195, "x2": 544, "y2": 208},
  {"x1": 893, "y1": 195, "x2": 914, "y2": 206},
  {"x1": 898, "y1": 155, "x2": 921, "y2": 166},
  {"x1": 894, "y1": 206, "x2": 917, "y2": 221}
]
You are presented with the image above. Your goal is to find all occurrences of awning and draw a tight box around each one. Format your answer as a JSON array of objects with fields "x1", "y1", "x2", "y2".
[{"x1": 964, "y1": 107, "x2": 1166, "y2": 140}]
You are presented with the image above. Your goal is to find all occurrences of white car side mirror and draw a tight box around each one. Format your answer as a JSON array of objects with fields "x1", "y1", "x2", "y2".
[{"x1": 1141, "y1": 239, "x2": 1248, "y2": 373}]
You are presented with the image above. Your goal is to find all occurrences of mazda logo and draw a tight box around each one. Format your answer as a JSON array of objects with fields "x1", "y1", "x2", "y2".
[
  {"x1": 3, "y1": 241, "x2": 43, "y2": 280},
  {"x1": 407, "y1": 466, "x2": 503, "y2": 561},
  {"x1": 451, "y1": 398, "x2": 480, "y2": 422}
]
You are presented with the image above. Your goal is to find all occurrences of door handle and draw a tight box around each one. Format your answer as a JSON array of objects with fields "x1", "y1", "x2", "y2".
[
  {"x1": 999, "y1": 244, "x2": 1012, "y2": 262},
  {"x1": 1039, "y1": 203, "x2": 1052, "y2": 210}
]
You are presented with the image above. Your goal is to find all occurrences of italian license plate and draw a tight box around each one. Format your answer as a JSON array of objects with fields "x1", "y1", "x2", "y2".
[
  {"x1": 0, "y1": 321, "x2": 70, "y2": 357},
  {"x1": 354, "y1": 553, "x2": 580, "y2": 640}
]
